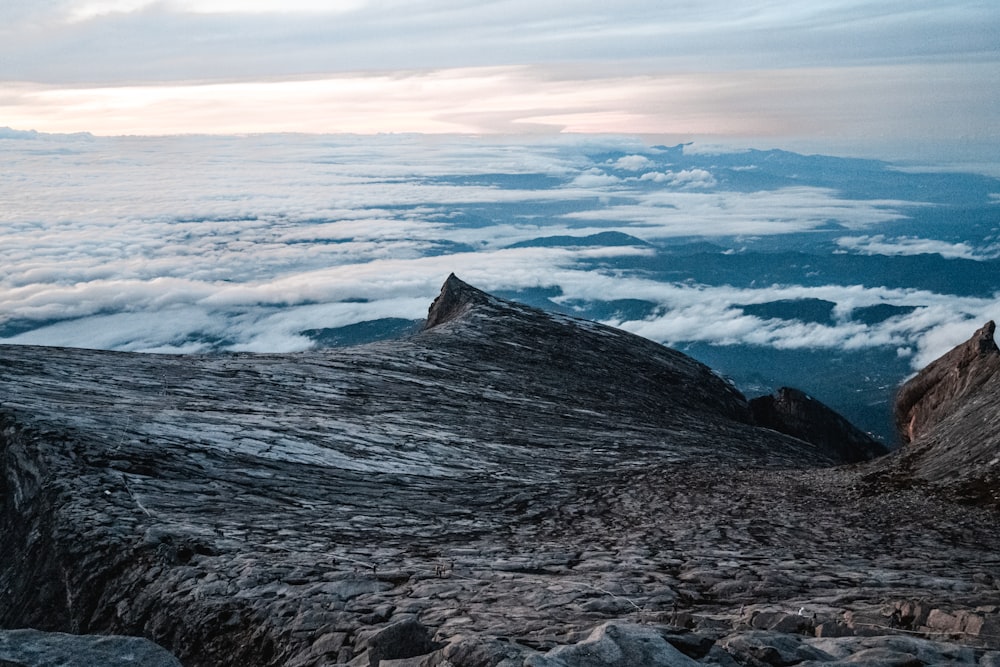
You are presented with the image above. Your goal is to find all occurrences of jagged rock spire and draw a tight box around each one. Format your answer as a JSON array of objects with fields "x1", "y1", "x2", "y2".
[{"x1": 423, "y1": 273, "x2": 489, "y2": 329}]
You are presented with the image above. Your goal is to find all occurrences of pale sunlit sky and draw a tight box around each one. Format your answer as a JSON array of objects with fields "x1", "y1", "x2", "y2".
[{"x1": 2, "y1": 1, "x2": 999, "y2": 160}]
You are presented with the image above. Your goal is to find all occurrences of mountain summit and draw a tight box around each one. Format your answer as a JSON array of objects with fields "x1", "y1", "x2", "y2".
[{"x1": 0, "y1": 276, "x2": 997, "y2": 666}]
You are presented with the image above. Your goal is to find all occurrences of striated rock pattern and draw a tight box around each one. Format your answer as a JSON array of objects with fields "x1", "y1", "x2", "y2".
[
  {"x1": 880, "y1": 320, "x2": 1000, "y2": 506},
  {"x1": 0, "y1": 276, "x2": 998, "y2": 666},
  {"x1": 750, "y1": 387, "x2": 888, "y2": 463},
  {"x1": 894, "y1": 320, "x2": 999, "y2": 445}
]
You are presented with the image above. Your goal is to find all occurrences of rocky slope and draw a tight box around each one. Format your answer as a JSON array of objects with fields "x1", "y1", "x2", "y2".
[
  {"x1": 0, "y1": 275, "x2": 998, "y2": 666},
  {"x1": 749, "y1": 387, "x2": 887, "y2": 464},
  {"x1": 878, "y1": 320, "x2": 1000, "y2": 506}
]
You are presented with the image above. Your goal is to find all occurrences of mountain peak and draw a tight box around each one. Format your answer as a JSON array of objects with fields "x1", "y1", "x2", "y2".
[
  {"x1": 2, "y1": 281, "x2": 997, "y2": 665},
  {"x1": 423, "y1": 273, "x2": 491, "y2": 329}
]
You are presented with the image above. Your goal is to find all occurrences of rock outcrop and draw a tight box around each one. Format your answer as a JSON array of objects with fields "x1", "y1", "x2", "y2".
[
  {"x1": 750, "y1": 387, "x2": 888, "y2": 463},
  {"x1": 881, "y1": 320, "x2": 1000, "y2": 506},
  {"x1": 0, "y1": 276, "x2": 998, "y2": 666},
  {"x1": 894, "y1": 320, "x2": 999, "y2": 444}
]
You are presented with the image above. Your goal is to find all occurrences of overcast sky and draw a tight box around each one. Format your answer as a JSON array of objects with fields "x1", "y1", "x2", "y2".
[{"x1": 2, "y1": 1, "x2": 998, "y2": 160}]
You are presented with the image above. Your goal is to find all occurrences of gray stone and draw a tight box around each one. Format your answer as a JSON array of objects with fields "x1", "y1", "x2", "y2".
[
  {"x1": 722, "y1": 631, "x2": 833, "y2": 666},
  {"x1": 807, "y1": 635, "x2": 979, "y2": 664},
  {"x1": 980, "y1": 651, "x2": 1000, "y2": 666},
  {"x1": 0, "y1": 629, "x2": 181, "y2": 667},
  {"x1": 440, "y1": 636, "x2": 532, "y2": 667},
  {"x1": 1, "y1": 278, "x2": 1000, "y2": 667},
  {"x1": 525, "y1": 622, "x2": 700, "y2": 667},
  {"x1": 353, "y1": 619, "x2": 442, "y2": 667}
]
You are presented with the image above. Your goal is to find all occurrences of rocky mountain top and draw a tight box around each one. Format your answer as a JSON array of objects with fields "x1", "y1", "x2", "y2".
[
  {"x1": 0, "y1": 276, "x2": 997, "y2": 666},
  {"x1": 876, "y1": 320, "x2": 1000, "y2": 506},
  {"x1": 895, "y1": 320, "x2": 999, "y2": 445}
]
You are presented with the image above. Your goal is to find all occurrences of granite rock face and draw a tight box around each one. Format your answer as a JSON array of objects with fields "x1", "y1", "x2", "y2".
[
  {"x1": 0, "y1": 276, "x2": 998, "y2": 666},
  {"x1": 750, "y1": 387, "x2": 888, "y2": 463},
  {"x1": 894, "y1": 320, "x2": 999, "y2": 445},
  {"x1": 882, "y1": 320, "x2": 1000, "y2": 506}
]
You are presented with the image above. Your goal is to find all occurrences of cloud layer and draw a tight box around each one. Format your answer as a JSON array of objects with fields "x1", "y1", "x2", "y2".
[{"x1": 2, "y1": 133, "x2": 998, "y2": 368}]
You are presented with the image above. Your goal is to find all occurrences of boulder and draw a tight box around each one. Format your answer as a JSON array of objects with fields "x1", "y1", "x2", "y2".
[
  {"x1": 721, "y1": 631, "x2": 832, "y2": 666},
  {"x1": 879, "y1": 320, "x2": 1000, "y2": 505},
  {"x1": 894, "y1": 320, "x2": 999, "y2": 444},
  {"x1": 351, "y1": 619, "x2": 443, "y2": 667}
]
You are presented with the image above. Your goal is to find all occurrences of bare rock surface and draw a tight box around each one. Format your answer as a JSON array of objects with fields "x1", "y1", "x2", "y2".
[
  {"x1": 894, "y1": 320, "x2": 999, "y2": 445},
  {"x1": 750, "y1": 387, "x2": 887, "y2": 463},
  {"x1": 879, "y1": 320, "x2": 1000, "y2": 506},
  {"x1": 0, "y1": 275, "x2": 998, "y2": 666},
  {"x1": 0, "y1": 628, "x2": 181, "y2": 666}
]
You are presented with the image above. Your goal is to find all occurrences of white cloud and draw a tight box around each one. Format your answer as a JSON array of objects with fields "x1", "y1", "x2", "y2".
[
  {"x1": 638, "y1": 168, "x2": 716, "y2": 188},
  {"x1": 1, "y1": 132, "x2": 994, "y2": 370},
  {"x1": 612, "y1": 155, "x2": 653, "y2": 171},
  {"x1": 564, "y1": 186, "x2": 909, "y2": 238},
  {"x1": 570, "y1": 169, "x2": 621, "y2": 188},
  {"x1": 578, "y1": 276, "x2": 1000, "y2": 370},
  {"x1": 836, "y1": 234, "x2": 1000, "y2": 260}
]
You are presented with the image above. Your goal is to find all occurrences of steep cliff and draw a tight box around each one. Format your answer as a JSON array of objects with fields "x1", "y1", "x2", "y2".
[{"x1": 883, "y1": 320, "x2": 1000, "y2": 506}]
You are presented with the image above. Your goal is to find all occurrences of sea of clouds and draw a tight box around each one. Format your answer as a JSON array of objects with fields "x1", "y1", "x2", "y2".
[{"x1": 1, "y1": 131, "x2": 998, "y2": 370}]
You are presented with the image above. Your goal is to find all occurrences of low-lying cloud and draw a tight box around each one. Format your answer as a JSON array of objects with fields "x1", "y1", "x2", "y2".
[
  {"x1": 836, "y1": 234, "x2": 1000, "y2": 260},
  {"x1": 2, "y1": 132, "x2": 996, "y2": 369}
]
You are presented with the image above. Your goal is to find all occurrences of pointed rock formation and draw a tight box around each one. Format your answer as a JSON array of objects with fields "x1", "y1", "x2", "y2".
[
  {"x1": 423, "y1": 273, "x2": 491, "y2": 329},
  {"x1": 882, "y1": 320, "x2": 1000, "y2": 505},
  {"x1": 895, "y1": 320, "x2": 999, "y2": 445},
  {"x1": 750, "y1": 387, "x2": 888, "y2": 463}
]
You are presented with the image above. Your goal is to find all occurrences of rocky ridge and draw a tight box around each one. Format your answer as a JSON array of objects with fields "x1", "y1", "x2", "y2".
[
  {"x1": 0, "y1": 275, "x2": 998, "y2": 666},
  {"x1": 749, "y1": 387, "x2": 887, "y2": 464},
  {"x1": 878, "y1": 319, "x2": 1000, "y2": 506}
]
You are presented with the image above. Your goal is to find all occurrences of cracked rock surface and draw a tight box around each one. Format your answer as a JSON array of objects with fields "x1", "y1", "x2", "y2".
[{"x1": 0, "y1": 275, "x2": 998, "y2": 666}]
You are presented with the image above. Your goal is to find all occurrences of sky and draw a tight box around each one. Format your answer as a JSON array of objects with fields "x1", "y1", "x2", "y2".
[{"x1": 2, "y1": 1, "x2": 999, "y2": 162}]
